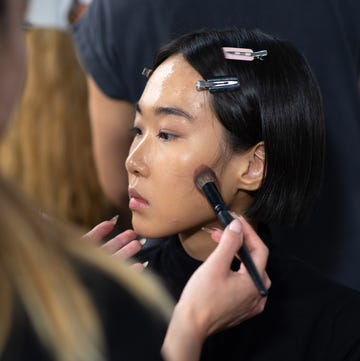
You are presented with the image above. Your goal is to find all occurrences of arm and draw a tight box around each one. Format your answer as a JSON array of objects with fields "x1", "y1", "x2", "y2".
[
  {"x1": 162, "y1": 216, "x2": 270, "y2": 361},
  {"x1": 86, "y1": 76, "x2": 134, "y2": 228}
]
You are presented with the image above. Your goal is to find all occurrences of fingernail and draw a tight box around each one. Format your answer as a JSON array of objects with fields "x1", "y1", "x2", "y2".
[
  {"x1": 142, "y1": 261, "x2": 149, "y2": 268},
  {"x1": 139, "y1": 238, "x2": 147, "y2": 246},
  {"x1": 110, "y1": 215, "x2": 119, "y2": 224},
  {"x1": 229, "y1": 218, "x2": 242, "y2": 233},
  {"x1": 201, "y1": 226, "x2": 222, "y2": 234},
  {"x1": 229, "y1": 211, "x2": 241, "y2": 219}
]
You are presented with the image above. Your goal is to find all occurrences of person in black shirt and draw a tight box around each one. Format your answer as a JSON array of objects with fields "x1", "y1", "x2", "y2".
[
  {"x1": 125, "y1": 27, "x2": 360, "y2": 360},
  {"x1": 0, "y1": 2, "x2": 271, "y2": 360},
  {"x1": 73, "y1": 0, "x2": 360, "y2": 292}
]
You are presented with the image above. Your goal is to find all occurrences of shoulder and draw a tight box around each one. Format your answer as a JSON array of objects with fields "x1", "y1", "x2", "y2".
[
  {"x1": 73, "y1": 0, "x2": 173, "y2": 32},
  {"x1": 228, "y1": 249, "x2": 360, "y2": 360},
  {"x1": 71, "y1": 0, "x2": 177, "y2": 101},
  {"x1": 268, "y1": 249, "x2": 360, "y2": 305},
  {"x1": 266, "y1": 251, "x2": 360, "y2": 356}
]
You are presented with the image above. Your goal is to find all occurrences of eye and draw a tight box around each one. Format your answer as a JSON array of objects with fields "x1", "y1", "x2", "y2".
[
  {"x1": 157, "y1": 131, "x2": 178, "y2": 141},
  {"x1": 130, "y1": 127, "x2": 142, "y2": 136}
]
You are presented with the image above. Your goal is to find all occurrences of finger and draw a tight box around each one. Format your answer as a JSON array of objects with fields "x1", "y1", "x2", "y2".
[
  {"x1": 263, "y1": 271, "x2": 272, "y2": 290},
  {"x1": 253, "y1": 295, "x2": 268, "y2": 315},
  {"x1": 101, "y1": 229, "x2": 137, "y2": 253},
  {"x1": 206, "y1": 218, "x2": 244, "y2": 270},
  {"x1": 113, "y1": 240, "x2": 143, "y2": 260},
  {"x1": 130, "y1": 262, "x2": 146, "y2": 272},
  {"x1": 201, "y1": 227, "x2": 223, "y2": 243},
  {"x1": 82, "y1": 220, "x2": 116, "y2": 244}
]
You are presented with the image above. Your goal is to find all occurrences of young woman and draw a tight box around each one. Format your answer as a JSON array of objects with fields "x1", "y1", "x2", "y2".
[
  {"x1": 0, "y1": 2, "x2": 269, "y2": 361},
  {"x1": 126, "y1": 27, "x2": 360, "y2": 360}
]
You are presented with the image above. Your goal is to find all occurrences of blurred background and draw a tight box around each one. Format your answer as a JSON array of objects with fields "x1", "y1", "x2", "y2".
[{"x1": 0, "y1": 0, "x2": 111, "y2": 229}]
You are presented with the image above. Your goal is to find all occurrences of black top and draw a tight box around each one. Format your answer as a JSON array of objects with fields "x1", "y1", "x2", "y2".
[
  {"x1": 137, "y1": 232, "x2": 360, "y2": 361},
  {"x1": 1, "y1": 262, "x2": 166, "y2": 361},
  {"x1": 72, "y1": 0, "x2": 360, "y2": 291}
]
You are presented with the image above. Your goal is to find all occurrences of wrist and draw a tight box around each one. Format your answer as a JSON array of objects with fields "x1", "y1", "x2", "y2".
[
  {"x1": 173, "y1": 301, "x2": 208, "y2": 340},
  {"x1": 162, "y1": 302, "x2": 207, "y2": 361}
]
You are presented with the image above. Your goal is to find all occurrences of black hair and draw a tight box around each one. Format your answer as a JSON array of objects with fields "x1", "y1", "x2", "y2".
[{"x1": 151, "y1": 28, "x2": 325, "y2": 225}]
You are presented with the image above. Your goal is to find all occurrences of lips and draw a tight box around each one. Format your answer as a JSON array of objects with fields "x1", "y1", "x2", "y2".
[{"x1": 128, "y1": 188, "x2": 150, "y2": 210}]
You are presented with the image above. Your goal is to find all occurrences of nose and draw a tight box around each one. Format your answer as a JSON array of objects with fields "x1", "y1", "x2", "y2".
[{"x1": 125, "y1": 139, "x2": 150, "y2": 177}]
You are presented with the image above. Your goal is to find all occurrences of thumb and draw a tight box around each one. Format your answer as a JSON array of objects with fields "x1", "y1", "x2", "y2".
[{"x1": 207, "y1": 218, "x2": 243, "y2": 268}]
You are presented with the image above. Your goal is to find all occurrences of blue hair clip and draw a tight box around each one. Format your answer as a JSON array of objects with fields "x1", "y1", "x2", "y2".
[{"x1": 196, "y1": 76, "x2": 240, "y2": 93}]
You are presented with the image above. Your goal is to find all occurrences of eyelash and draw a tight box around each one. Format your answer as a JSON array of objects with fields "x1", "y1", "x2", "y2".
[
  {"x1": 130, "y1": 127, "x2": 142, "y2": 136},
  {"x1": 130, "y1": 127, "x2": 178, "y2": 141},
  {"x1": 157, "y1": 131, "x2": 178, "y2": 141}
]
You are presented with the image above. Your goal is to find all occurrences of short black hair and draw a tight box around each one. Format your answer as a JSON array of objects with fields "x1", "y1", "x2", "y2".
[{"x1": 151, "y1": 28, "x2": 325, "y2": 225}]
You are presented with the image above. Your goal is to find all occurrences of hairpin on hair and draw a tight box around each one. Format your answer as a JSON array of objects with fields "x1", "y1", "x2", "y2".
[
  {"x1": 142, "y1": 67, "x2": 153, "y2": 78},
  {"x1": 196, "y1": 76, "x2": 240, "y2": 93},
  {"x1": 223, "y1": 47, "x2": 268, "y2": 61}
]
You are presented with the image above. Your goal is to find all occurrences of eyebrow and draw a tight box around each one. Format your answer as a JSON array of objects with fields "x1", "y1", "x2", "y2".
[{"x1": 136, "y1": 103, "x2": 194, "y2": 121}]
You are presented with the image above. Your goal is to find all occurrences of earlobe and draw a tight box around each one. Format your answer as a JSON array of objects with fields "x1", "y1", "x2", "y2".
[{"x1": 239, "y1": 142, "x2": 265, "y2": 191}]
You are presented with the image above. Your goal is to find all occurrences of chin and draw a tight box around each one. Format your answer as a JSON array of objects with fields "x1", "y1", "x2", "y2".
[
  {"x1": 131, "y1": 219, "x2": 172, "y2": 239},
  {"x1": 134, "y1": 228, "x2": 168, "y2": 239}
]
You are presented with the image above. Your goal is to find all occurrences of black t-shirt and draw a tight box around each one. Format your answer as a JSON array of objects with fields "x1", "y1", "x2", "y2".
[
  {"x1": 72, "y1": 0, "x2": 360, "y2": 291},
  {"x1": 1, "y1": 262, "x2": 166, "y2": 361},
  {"x1": 137, "y1": 232, "x2": 360, "y2": 361}
]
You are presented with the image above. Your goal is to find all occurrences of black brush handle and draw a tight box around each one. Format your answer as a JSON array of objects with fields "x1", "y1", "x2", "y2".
[
  {"x1": 217, "y1": 209, "x2": 268, "y2": 297},
  {"x1": 202, "y1": 182, "x2": 268, "y2": 297}
]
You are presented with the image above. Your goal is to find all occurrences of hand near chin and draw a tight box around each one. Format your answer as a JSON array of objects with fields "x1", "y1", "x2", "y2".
[
  {"x1": 189, "y1": 216, "x2": 270, "y2": 334},
  {"x1": 162, "y1": 216, "x2": 271, "y2": 361},
  {"x1": 82, "y1": 217, "x2": 145, "y2": 271}
]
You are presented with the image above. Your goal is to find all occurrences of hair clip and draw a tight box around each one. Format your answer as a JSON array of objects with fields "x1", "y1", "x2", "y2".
[
  {"x1": 223, "y1": 47, "x2": 268, "y2": 61},
  {"x1": 196, "y1": 76, "x2": 240, "y2": 93},
  {"x1": 142, "y1": 67, "x2": 153, "y2": 78}
]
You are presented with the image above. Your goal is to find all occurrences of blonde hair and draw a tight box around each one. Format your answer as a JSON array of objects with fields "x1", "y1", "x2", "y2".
[
  {"x1": 0, "y1": 28, "x2": 110, "y2": 228},
  {"x1": 0, "y1": 175, "x2": 173, "y2": 361}
]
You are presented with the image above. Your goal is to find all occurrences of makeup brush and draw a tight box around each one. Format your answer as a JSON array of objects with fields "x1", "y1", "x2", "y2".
[{"x1": 194, "y1": 167, "x2": 268, "y2": 297}]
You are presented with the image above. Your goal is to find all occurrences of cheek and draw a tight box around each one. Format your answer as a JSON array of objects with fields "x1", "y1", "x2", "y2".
[
  {"x1": 132, "y1": 187, "x2": 214, "y2": 239},
  {"x1": 132, "y1": 143, "x2": 222, "y2": 238},
  {"x1": 166, "y1": 150, "x2": 198, "y2": 179},
  {"x1": 167, "y1": 128, "x2": 223, "y2": 177}
]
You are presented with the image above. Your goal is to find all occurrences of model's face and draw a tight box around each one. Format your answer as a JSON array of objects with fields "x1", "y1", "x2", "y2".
[
  {"x1": 0, "y1": 0, "x2": 27, "y2": 135},
  {"x1": 126, "y1": 55, "x2": 241, "y2": 238}
]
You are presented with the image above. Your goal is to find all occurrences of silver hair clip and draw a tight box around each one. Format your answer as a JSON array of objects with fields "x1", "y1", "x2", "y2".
[
  {"x1": 142, "y1": 67, "x2": 153, "y2": 78},
  {"x1": 196, "y1": 76, "x2": 240, "y2": 93},
  {"x1": 223, "y1": 47, "x2": 268, "y2": 61}
]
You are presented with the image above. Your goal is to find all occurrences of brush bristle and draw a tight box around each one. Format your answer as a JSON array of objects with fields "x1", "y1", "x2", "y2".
[{"x1": 194, "y1": 167, "x2": 217, "y2": 189}]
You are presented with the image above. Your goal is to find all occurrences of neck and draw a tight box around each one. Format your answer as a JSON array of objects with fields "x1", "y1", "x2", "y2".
[
  {"x1": 179, "y1": 229, "x2": 216, "y2": 261},
  {"x1": 179, "y1": 226, "x2": 217, "y2": 261},
  {"x1": 178, "y1": 196, "x2": 254, "y2": 260}
]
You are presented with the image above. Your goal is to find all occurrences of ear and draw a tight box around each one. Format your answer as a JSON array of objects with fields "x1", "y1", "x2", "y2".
[{"x1": 237, "y1": 142, "x2": 265, "y2": 191}]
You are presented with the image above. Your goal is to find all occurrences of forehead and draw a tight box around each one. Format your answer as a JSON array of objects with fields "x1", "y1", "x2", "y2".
[{"x1": 139, "y1": 55, "x2": 211, "y2": 113}]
